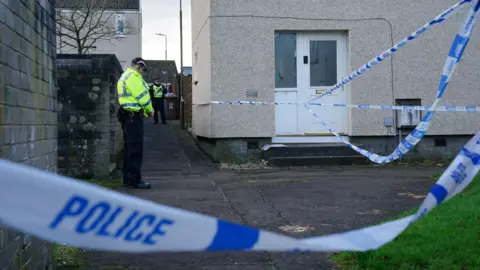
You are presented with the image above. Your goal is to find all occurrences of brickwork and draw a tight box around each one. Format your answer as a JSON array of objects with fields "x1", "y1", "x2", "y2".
[
  {"x1": 0, "y1": 0, "x2": 57, "y2": 269},
  {"x1": 56, "y1": 54, "x2": 123, "y2": 179}
]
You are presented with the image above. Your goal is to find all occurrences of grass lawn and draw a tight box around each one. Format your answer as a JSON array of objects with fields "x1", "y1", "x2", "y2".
[
  {"x1": 53, "y1": 178, "x2": 122, "y2": 269},
  {"x1": 331, "y1": 174, "x2": 480, "y2": 269},
  {"x1": 53, "y1": 244, "x2": 85, "y2": 269}
]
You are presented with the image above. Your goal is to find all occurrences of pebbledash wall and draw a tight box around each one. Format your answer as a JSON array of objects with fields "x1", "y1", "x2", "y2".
[
  {"x1": 192, "y1": 0, "x2": 480, "y2": 163},
  {"x1": 0, "y1": 0, "x2": 57, "y2": 269}
]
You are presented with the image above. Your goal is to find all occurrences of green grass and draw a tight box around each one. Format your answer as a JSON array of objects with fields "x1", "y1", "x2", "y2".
[
  {"x1": 53, "y1": 179, "x2": 121, "y2": 269},
  {"x1": 53, "y1": 244, "x2": 85, "y2": 269},
  {"x1": 331, "y1": 175, "x2": 480, "y2": 270}
]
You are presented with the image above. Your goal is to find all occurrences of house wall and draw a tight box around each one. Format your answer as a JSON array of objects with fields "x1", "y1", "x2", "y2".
[
  {"x1": 0, "y1": 0, "x2": 56, "y2": 268},
  {"x1": 56, "y1": 10, "x2": 142, "y2": 69},
  {"x1": 191, "y1": 0, "x2": 212, "y2": 137},
  {"x1": 193, "y1": 0, "x2": 480, "y2": 140},
  {"x1": 91, "y1": 11, "x2": 142, "y2": 68}
]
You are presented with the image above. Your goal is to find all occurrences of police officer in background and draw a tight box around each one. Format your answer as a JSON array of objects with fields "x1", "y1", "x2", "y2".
[
  {"x1": 149, "y1": 80, "x2": 168, "y2": 124},
  {"x1": 117, "y1": 57, "x2": 153, "y2": 189}
]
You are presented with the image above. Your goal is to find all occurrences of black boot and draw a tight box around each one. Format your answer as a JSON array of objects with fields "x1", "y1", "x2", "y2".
[{"x1": 128, "y1": 182, "x2": 151, "y2": 189}]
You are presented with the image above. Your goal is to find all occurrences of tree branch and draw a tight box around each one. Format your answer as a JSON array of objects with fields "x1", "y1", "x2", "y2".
[
  {"x1": 56, "y1": 30, "x2": 78, "y2": 41},
  {"x1": 55, "y1": 0, "x2": 138, "y2": 54},
  {"x1": 61, "y1": 39, "x2": 77, "y2": 48}
]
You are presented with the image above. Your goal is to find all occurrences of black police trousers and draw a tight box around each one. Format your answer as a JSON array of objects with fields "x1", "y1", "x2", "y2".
[
  {"x1": 119, "y1": 109, "x2": 144, "y2": 186},
  {"x1": 152, "y1": 98, "x2": 166, "y2": 123}
]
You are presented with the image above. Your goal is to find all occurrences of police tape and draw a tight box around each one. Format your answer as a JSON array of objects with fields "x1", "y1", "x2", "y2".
[
  {"x1": 0, "y1": 131, "x2": 479, "y2": 253},
  {"x1": 203, "y1": 101, "x2": 480, "y2": 112},
  {"x1": 206, "y1": 1, "x2": 478, "y2": 165},
  {"x1": 0, "y1": 0, "x2": 477, "y2": 254},
  {"x1": 308, "y1": 0, "x2": 471, "y2": 103},
  {"x1": 198, "y1": 0, "x2": 469, "y2": 110},
  {"x1": 302, "y1": 0, "x2": 480, "y2": 164}
]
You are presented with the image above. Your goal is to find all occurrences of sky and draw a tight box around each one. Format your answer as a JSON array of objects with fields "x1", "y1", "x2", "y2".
[{"x1": 141, "y1": 0, "x2": 192, "y2": 70}]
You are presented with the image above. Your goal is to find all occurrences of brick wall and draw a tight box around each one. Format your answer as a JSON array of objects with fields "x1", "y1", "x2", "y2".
[
  {"x1": 0, "y1": 0, "x2": 57, "y2": 269},
  {"x1": 56, "y1": 54, "x2": 123, "y2": 179},
  {"x1": 182, "y1": 75, "x2": 192, "y2": 129}
]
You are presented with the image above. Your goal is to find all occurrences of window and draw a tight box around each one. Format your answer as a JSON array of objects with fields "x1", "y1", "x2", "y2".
[
  {"x1": 310, "y1": 40, "x2": 337, "y2": 86},
  {"x1": 275, "y1": 33, "x2": 297, "y2": 88},
  {"x1": 56, "y1": 10, "x2": 62, "y2": 21},
  {"x1": 115, "y1": 13, "x2": 125, "y2": 36}
]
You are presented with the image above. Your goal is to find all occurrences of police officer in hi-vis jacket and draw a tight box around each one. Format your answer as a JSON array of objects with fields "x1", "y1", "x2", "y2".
[
  {"x1": 116, "y1": 57, "x2": 152, "y2": 190},
  {"x1": 149, "y1": 79, "x2": 168, "y2": 124}
]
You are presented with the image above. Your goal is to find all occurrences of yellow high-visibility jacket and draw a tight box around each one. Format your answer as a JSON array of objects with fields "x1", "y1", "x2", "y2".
[
  {"x1": 153, "y1": 84, "x2": 164, "y2": 98},
  {"x1": 117, "y1": 68, "x2": 153, "y2": 115}
]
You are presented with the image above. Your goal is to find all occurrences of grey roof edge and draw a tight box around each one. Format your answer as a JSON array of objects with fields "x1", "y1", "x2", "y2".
[{"x1": 56, "y1": 0, "x2": 140, "y2": 10}]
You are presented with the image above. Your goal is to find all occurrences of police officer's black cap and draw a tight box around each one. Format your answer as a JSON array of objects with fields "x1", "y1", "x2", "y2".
[{"x1": 132, "y1": 57, "x2": 147, "y2": 71}]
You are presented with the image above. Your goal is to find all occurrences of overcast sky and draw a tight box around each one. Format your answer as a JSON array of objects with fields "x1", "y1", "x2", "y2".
[{"x1": 141, "y1": 0, "x2": 192, "y2": 70}]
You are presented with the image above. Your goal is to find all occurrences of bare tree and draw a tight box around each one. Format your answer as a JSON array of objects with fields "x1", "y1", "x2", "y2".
[{"x1": 56, "y1": 0, "x2": 137, "y2": 54}]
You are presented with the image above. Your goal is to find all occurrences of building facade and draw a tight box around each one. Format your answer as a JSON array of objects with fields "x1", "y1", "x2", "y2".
[
  {"x1": 142, "y1": 60, "x2": 179, "y2": 95},
  {"x1": 56, "y1": 0, "x2": 142, "y2": 70},
  {"x1": 191, "y1": 0, "x2": 480, "y2": 163}
]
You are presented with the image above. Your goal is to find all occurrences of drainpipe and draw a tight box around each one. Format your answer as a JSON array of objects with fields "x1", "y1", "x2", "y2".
[{"x1": 179, "y1": 0, "x2": 185, "y2": 129}]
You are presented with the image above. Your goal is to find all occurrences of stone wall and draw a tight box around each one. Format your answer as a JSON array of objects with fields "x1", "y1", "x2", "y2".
[
  {"x1": 196, "y1": 137, "x2": 271, "y2": 164},
  {"x1": 197, "y1": 134, "x2": 469, "y2": 164},
  {"x1": 56, "y1": 54, "x2": 123, "y2": 180},
  {"x1": 0, "y1": 0, "x2": 57, "y2": 269},
  {"x1": 350, "y1": 134, "x2": 471, "y2": 161}
]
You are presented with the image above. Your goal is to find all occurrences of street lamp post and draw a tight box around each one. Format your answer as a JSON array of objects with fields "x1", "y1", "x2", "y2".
[
  {"x1": 155, "y1": 33, "x2": 168, "y2": 60},
  {"x1": 179, "y1": 0, "x2": 185, "y2": 129}
]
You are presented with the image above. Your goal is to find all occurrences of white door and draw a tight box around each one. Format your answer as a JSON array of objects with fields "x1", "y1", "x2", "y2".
[{"x1": 273, "y1": 32, "x2": 349, "y2": 144}]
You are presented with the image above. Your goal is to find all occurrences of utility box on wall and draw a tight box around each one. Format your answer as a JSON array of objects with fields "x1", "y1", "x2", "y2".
[
  {"x1": 396, "y1": 99, "x2": 422, "y2": 129},
  {"x1": 397, "y1": 109, "x2": 421, "y2": 128}
]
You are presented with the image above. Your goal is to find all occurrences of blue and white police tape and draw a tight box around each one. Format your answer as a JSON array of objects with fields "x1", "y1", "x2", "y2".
[
  {"x1": 307, "y1": 0, "x2": 471, "y2": 103},
  {"x1": 303, "y1": 0, "x2": 480, "y2": 164},
  {"x1": 205, "y1": 101, "x2": 480, "y2": 112},
  {"x1": 0, "y1": 131, "x2": 479, "y2": 253}
]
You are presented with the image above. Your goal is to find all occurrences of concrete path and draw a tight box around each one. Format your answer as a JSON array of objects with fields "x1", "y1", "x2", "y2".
[{"x1": 82, "y1": 121, "x2": 443, "y2": 270}]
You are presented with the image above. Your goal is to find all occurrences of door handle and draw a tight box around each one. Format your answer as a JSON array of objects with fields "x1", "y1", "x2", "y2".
[{"x1": 303, "y1": 56, "x2": 308, "y2": 64}]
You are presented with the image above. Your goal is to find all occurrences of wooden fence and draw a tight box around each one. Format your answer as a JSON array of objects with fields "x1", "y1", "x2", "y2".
[{"x1": 182, "y1": 76, "x2": 192, "y2": 129}]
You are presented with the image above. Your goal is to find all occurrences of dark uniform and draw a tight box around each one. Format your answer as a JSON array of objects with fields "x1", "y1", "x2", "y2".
[
  {"x1": 116, "y1": 58, "x2": 152, "y2": 189},
  {"x1": 149, "y1": 81, "x2": 167, "y2": 124}
]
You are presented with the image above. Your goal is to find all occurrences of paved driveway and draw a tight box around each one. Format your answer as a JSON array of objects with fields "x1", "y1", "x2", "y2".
[{"x1": 82, "y1": 122, "x2": 442, "y2": 270}]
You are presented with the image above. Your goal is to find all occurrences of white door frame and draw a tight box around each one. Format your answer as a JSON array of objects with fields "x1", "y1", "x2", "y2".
[{"x1": 273, "y1": 31, "x2": 350, "y2": 144}]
